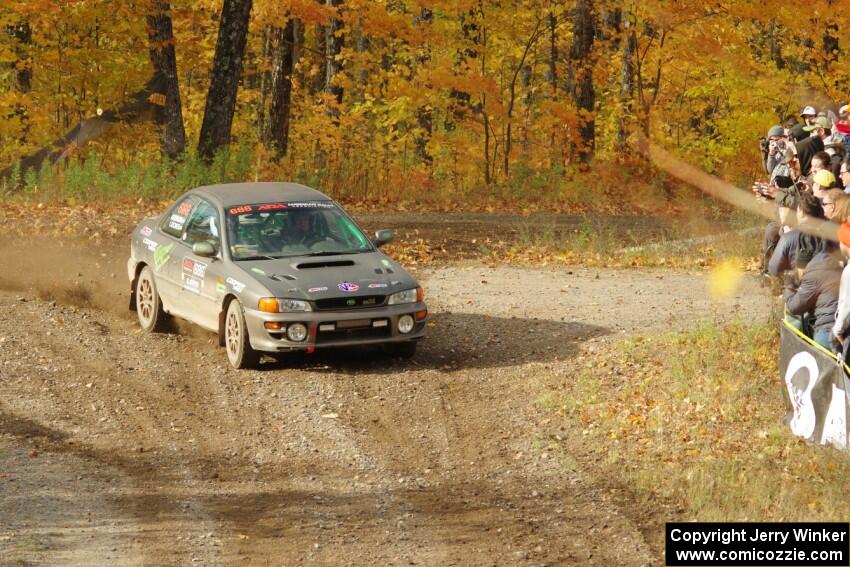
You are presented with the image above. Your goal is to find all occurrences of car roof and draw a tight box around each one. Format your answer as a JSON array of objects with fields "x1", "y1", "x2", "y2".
[{"x1": 192, "y1": 182, "x2": 331, "y2": 207}]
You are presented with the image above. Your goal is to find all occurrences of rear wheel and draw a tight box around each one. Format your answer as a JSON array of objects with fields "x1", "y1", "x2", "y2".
[
  {"x1": 384, "y1": 341, "x2": 417, "y2": 359},
  {"x1": 136, "y1": 266, "x2": 167, "y2": 332},
  {"x1": 225, "y1": 299, "x2": 260, "y2": 369}
]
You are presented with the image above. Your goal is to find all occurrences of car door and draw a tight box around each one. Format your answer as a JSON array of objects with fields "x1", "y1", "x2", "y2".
[
  {"x1": 177, "y1": 198, "x2": 224, "y2": 332},
  {"x1": 155, "y1": 195, "x2": 199, "y2": 309}
]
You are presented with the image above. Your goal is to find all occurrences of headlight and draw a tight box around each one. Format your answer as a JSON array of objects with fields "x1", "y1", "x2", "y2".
[
  {"x1": 258, "y1": 298, "x2": 312, "y2": 313},
  {"x1": 279, "y1": 299, "x2": 312, "y2": 312},
  {"x1": 388, "y1": 287, "x2": 423, "y2": 305}
]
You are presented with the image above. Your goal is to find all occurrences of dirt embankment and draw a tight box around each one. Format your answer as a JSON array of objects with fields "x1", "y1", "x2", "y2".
[{"x1": 0, "y1": 227, "x2": 772, "y2": 566}]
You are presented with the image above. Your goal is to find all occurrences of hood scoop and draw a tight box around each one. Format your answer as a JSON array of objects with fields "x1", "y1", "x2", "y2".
[
  {"x1": 296, "y1": 260, "x2": 355, "y2": 269},
  {"x1": 267, "y1": 273, "x2": 296, "y2": 282}
]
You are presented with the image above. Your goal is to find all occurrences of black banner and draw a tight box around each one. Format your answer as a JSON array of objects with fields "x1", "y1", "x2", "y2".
[
  {"x1": 780, "y1": 322, "x2": 850, "y2": 449},
  {"x1": 666, "y1": 522, "x2": 849, "y2": 566}
]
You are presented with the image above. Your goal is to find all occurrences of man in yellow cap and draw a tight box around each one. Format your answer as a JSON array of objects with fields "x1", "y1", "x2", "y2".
[{"x1": 812, "y1": 169, "x2": 837, "y2": 202}]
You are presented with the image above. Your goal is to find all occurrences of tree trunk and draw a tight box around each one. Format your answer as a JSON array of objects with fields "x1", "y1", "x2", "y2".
[
  {"x1": 197, "y1": 0, "x2": 253, "y2": 161},
  {"x1": 8, "y1": 20, "x2": 31, "y2": 93},
  {"x1": 504, "y1": 18, "x2": 543, "y2": 176},
  {"x1": 414, "y1": 6, "x2": 433, "y2": 164},
  {"x1": 567, "y1": 0, "x2": 596, "y2": 163},
  {"x1": 147, "y1": 0, "x2": 186, "y2": 159},
  {"x1": 446, "y1": 6, "x2": 480, "y2": 131},
  {"x1": 767, "y1": 19, "x2": 784, "y2": 70},
  {"x1": 265, "y1": 19, "x2": 300, "y2": 157},
  {"x1": 823, "y1": 22, "x2": 839, "y2": 71},
  {"x1": 617, "y1": 19, "x2": 636, "y2": 153},
  {"x1": 257, "y1": 26, "x2": 272, "y2": 139},
  {"x1": 0, "y1": 77, "x2": 166, "y2": 184},
  {"x1": 324, "y1": 0, "x2": 344, "y2": 104},
  {"x1": 483, "y1": 103, "x2": 491, "y2": 186},
  {"x1": 548, "y1": 10, "x2": 557, "y2": 95},
  {"x1": 5, "y1": 18, "x2": 32, "y2": 144}
]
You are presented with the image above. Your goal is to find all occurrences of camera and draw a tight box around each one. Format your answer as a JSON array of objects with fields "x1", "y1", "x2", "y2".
[{"x1": 760, "y1": 138, "x2": 769, "y2": 153}]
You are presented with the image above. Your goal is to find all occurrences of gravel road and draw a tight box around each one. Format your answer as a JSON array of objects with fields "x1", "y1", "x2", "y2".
[{"x1": 0, "y1": 231, "x2": 772, "y2": 566}]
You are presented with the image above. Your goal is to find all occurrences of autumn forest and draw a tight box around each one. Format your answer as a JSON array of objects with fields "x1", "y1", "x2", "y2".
[{"x1": 0, "y1": 0, "x2": 847, "y2": 205}]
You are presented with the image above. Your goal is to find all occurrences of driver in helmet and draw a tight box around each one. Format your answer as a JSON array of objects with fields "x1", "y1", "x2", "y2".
[{"x1": 283, "y1": 208, "x2": 319, "y2": 246}]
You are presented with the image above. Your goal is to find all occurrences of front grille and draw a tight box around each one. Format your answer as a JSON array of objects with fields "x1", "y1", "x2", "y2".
[
  {"x1": 315, "y1": 295, "x2": 387, "y2": 310},
  {"x1": 316, "y1": 326, "x2": 390, "y2": 344}
]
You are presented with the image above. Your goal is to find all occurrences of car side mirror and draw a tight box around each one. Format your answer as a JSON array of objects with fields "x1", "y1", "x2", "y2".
[
  {"x1": 192, "y1": 242, "x2": 217, "y2": 258},
  {"x1": 373, "y1": 229, "x2": 394, "y2": 248}
]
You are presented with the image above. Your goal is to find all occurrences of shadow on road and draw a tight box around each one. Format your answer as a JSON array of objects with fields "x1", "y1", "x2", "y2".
[{"x1": 257, "y1": 312, "x2": 609, "y2": 374}]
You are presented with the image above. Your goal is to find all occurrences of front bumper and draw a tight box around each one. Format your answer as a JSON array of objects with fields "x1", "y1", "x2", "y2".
[{"x1": 244, "y1": 301, "x2": 428, "y2": 352}]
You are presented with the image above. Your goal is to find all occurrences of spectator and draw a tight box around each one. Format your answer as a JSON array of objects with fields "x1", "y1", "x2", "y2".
[
  {"x1": 832, "y1": 223, "x2": 850, "y2": 347},
  {"x1": 805, "y1": 116, "x2": 832, "y2": 139},
  {"x1": 840, "y1": 157, "x2": 850, "y2": 193},
  {"x1": 801, "y1": 105, "x2": 818, "y2": 127},
  {"x1": 768, "y1": 192, "x2": 824, "y2": 277},
  {"x1": 764, "y1": 125, "x2": 790, "y2": 176},
  {"x1": 811, "y1": 151, "x2": 831, "y2": 174},
  {"x1": 796, "y1": 118, "x2": 828, "y2": 176},
  {"x1": 834, "y1": 104, "x2": 850, "y2": 155},
  {"x1": 822, "y1": 189, "x2": 849, "y2": 221},
  {"x1": 771, "y1": 151, "x2": 801, "y2": 185},
  {"x1": 785, "y1": 240, "x2": 842, "y2": 350},
  {"x1": 759, "y1": 176, "x2": 798, "y2": 274},
  {"x1": 788, "y1": 123, "x2": 807, "y2": 143},
  {"x1": 824, "y1": 133, "x2": 846, "y2": 179},
  {"x1": 812, "y1": 169, "x2": 837, "y2": 201}
]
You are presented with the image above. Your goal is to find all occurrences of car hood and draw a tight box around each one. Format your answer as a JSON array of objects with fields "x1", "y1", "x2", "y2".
[{"x1": 232, "y1": 252, "x2": 418, "y2": 299}]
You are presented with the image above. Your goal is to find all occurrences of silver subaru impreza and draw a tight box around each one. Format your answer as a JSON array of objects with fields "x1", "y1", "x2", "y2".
[{"x1": 127, "y1": 182, "x2": 427, "y2": 368}]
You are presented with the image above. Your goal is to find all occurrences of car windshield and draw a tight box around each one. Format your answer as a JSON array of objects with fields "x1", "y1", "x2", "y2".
[{"x1": 225, "y1": 201, "x2": 373, "y2": 260}]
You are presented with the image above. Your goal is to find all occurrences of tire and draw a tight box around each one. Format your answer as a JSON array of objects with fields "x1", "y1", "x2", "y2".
[
  {"x1": 136, "y1": 266, "x2": 168, "y2": 332},
  {"x1": 224, "y1": 299, "x2": 260, "y2": 369},
  {"x1": 384, "y1": 341, "x2": 417, "y2": 359}
]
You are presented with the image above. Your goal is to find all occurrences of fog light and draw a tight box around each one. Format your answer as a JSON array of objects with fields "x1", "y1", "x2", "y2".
[
  {"x1": 287, "y1": 323, "x2": 308, "y2": 342},
  {"x1": 264, "y1": 321, "x2": 284, "y2": 331},
  {"x1": 398, "y1": 314, "x2": 414, "y2": 334}
]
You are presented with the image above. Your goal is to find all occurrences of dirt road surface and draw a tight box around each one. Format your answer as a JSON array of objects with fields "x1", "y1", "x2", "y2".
[{"x1": 0, "y1": 230, "x2": 772, "y2": 566}]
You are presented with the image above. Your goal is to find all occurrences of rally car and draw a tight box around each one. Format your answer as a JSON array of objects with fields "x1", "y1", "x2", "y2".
[{"x1": 127, "y1": 182, "x2": 427, "y2": 369}]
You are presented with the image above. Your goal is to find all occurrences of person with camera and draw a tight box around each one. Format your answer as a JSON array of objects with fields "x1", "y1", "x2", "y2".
[{"x1": 762, "y1": 125, "x2": 790, "y2": 176}]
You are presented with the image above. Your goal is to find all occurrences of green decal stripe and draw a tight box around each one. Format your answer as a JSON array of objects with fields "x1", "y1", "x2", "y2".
[
  {"x1": 153, "y1": 243, "x2": 174, "y2": 272},
  {"x1": 339, "y1": 216, "x2": 368, "y2": 247}
]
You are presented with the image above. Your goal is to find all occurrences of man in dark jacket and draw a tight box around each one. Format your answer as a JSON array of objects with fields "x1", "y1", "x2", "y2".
[
  {"x1": 768, "y1": 193, "x2": 824, "y2": 276},
  {"x1": 785, "y1": 241, "x2": 842, "y2": 350},
  {"x1": 796, "y1": 135, "x2": 825, "y2": 177}
]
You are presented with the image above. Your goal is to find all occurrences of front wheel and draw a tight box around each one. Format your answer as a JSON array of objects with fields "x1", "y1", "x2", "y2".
[
  {"x1": 224, "y1": 299, "x2": 260, "y2": 369},
  {"x1": 136, "y1": 266, "x2": 168, "y2": 332}
]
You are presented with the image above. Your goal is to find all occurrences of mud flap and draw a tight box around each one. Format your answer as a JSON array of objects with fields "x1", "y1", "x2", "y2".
[{"x1": 218, "y1": 308, "x2": 226, "y2": 347}]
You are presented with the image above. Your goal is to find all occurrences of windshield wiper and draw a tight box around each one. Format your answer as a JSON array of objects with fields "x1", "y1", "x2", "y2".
[{"x1": 234, "y1": 254, "x2": 281, "y2": 261}]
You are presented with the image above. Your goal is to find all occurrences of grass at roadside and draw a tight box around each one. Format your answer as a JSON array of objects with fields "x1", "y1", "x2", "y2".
[
  {"x1": 0, "y1": 198, "x2": 762, "y2": 271},
  {"x1": 493, "y1": 212, "x2": 761, "y2": 270},
  {"x1": 546, "y1": 320, "x2": 850, "y2": 521}
]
